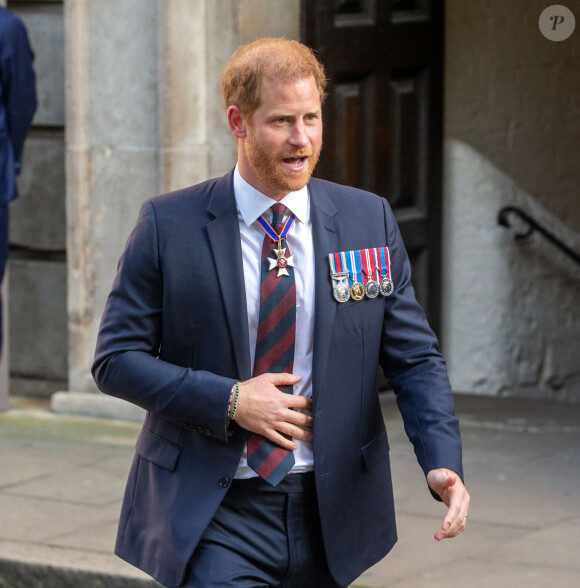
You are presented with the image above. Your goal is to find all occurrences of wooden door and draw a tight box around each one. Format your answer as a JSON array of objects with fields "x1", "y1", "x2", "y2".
[{"x1": 302, "y1": 0, "x2": 444, "y2": 334}]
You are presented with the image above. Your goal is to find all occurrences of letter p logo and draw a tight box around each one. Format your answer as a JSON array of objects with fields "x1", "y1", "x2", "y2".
[
  {"x1": 550, "y1": 14, "x2": 565, "y2": 30},
  {"x1": 540, "y1": 5, "x2": 576, "y2": 41}
]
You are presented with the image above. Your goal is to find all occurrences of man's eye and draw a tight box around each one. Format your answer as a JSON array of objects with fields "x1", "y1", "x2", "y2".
[{"x1": 276, "y1": 117, "x2": 287, "y2": 123}]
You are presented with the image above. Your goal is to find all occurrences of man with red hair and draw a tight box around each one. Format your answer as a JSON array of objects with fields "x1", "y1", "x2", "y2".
[{"x1": 94, "y1": 37, "x2": 469, "y2": 587}]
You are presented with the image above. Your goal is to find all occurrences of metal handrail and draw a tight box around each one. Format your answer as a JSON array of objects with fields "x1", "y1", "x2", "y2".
[{"x1": 498, "y1": 206, "x2": 580, "y2": 266}]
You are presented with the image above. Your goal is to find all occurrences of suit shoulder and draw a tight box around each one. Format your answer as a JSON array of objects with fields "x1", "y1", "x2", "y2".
[
  {"x1": 147, "y1": 176, "x2": 220, "y2": 212},
  {"x1": 309, "y1": 177, "x2": 389, "y2": 211}
]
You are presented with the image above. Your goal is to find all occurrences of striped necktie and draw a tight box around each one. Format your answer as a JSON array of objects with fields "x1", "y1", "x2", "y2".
[{"x1": 247, "y1": 203, "x2": 296, "y2": 485}]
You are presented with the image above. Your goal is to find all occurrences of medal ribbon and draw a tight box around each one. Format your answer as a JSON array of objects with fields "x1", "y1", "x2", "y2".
[
  {"x1": 329, "y1": 253, "x2": 346, "y2": 275},
  {"x1": 334, "y1": 252, "x2": 340, "y2": 272},
  {"x1": 377, "y1": 247, "x2": 391, "y2": 279},
  {"x1": 348, "y1": 250, "x2": 361, "y2": 284},
  {"x1": 359, "y1": 250, "x2": 368, "y2": 285},
  {"x1": 364, "y1": 248, "x2": 376, "y2": 283},
  {"x1": 328, "y1": 253, "x2": 336, "y2": 273},
  {"x1": 340, "y1": 251, "x2": 350, "y2": 286},
  {"x1": 257, "y1": 212, "x2": 296, "y2": 243},
  {"x1": 373, "y1": 248, "x2": 381, "y2": 281}
]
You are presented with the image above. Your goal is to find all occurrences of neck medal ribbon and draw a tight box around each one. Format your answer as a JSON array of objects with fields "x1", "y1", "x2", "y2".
[{"x1": 257, "y1": 212, "x2": 296, "y2": 277}]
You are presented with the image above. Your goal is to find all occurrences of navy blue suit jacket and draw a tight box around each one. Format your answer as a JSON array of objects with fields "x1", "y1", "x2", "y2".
[
  {"x1": 93, "y1": 171, "x2": 463, "y2": 587},
  {"x1": 0, "y1": 7, "x2": 37, "y2": 205}
]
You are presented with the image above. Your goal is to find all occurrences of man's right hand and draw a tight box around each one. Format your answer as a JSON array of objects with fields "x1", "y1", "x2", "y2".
[{"x1": 233, "y1": 373, "x2": 312, "y2": 450}]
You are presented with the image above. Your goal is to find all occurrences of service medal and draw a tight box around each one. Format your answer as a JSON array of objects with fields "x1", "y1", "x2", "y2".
[
  {"x1": 333, "y1": 281, "x2": 351, "y2": 303},
  {"x1": 347, "y1": 250, "x2": 365, "y2": 301},
  {"x1": 361, "y1": 249, "x2": 379, "y2": 298},
  {"x1": 330, "y1": 270, "x2": 350, "y2": 303},
  {"x1": 365, "y1": 279, "x2": 379, "y2": 298},
  {"x1": 375, "y1": 247, "x2": 394, "y2": 296},
  {"x1": 267, "y1": 245, "x2": 295, "y2": 277},
  {"x1": 379, "y1": 277, "x2": 394, "y2": 296},
  {"x1": 350, "y1": 281, "x2": 365, "y2": 300}
]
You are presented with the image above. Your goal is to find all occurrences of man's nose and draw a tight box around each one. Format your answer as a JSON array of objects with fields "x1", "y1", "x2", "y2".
[{"x1": 289, "y1": 121, "x2": 309, "y2": 148}]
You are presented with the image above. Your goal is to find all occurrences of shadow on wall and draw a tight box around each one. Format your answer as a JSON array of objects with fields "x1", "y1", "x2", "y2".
[{"x1": 442, "y1": 139, "x2": 580, "y2": 402}]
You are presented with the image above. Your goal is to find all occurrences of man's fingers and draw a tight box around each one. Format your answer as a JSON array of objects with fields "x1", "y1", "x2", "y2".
[
  {"x1": 267, "y1": 430, "x2": 298, "y2": 451},
  {"x1": 267, "y1": 372, "x2": 302, "y2": 386},
  {"x1": 435, "y1": 495, "x2": 470, "y2": 541},
  {"x1": 435, "y1": 509, "x2": 468, "y2": 541},
  {"x1": 272, "y1": 409, "x2": 313, "y2": 441},
  {"x1": 277, "y1": 422, "x2": 313, "y2": 443},
  {"x1": 284, "y1": 408, "x2": 313, "y2": 429},
  {"x1": 285, "y1": 395, "x2": 313, "y2": 411}
]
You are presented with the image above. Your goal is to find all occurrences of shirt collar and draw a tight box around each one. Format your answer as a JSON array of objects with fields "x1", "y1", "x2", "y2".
[{"x1": 233, "y1": 165, "x2": 309, "y2": 227}]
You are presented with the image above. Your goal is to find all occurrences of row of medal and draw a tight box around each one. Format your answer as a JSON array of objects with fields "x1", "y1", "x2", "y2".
[{"x1": 328, "y1": 247, "x2": 395, "y2": 303}]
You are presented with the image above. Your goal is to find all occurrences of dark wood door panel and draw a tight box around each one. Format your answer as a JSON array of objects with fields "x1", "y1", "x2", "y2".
[{"x1": 302, "y1": 0, "x2": 444, "y2": 334}]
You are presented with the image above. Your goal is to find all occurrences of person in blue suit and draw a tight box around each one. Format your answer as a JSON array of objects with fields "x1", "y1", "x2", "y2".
[
  {"x1": 93, "y1": 38, "x2": 470, "y2": 587},
  {"x1": 0, "y1": 6, "x2": 37, "y2": 356}
]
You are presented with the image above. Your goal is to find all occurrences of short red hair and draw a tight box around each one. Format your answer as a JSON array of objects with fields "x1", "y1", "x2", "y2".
[{"x1": 221, "y1": 37, "x2": 327, "y2": 118}]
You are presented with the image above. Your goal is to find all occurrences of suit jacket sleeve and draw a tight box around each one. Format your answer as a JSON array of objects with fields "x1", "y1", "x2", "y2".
[
  {"x1": 92, "y1": 201, "x2": 235, "y2": 442},
  {"x1": 0, "y1": 12, "x2": 37, "y2": 175},
  {"x1": 378, "y1": 198, "x2": 463, "y2": 491}
]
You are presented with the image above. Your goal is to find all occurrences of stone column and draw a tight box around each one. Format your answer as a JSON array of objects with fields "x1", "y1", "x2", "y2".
[
  {"x1": 157, "y1": 0, "x2": 300, "y2": 193},
  {"x1": 53, "y1": 0, "x2": 301, "y2": 419},
  {"x1": 238, "y1": 0, "x2": 300, "y2": 45},
  {"x1": 157, "y1": 0, "x2": 239, "y2": 193},
  {"x1": 53, "y1": 0, "x2": 160, "y2": 419}
]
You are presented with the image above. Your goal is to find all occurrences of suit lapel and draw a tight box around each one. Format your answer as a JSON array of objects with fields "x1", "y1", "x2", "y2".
[
  {"x1": 206, "y1": 171, "x2": 252, "y2": 381},
  {"x1": 309, "y1": 180, "x2": 339, "y2": 406}
]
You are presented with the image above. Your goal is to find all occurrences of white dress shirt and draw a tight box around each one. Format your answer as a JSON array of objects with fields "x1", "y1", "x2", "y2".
[{"x1": 233, "y1": 166, "x2": 315, "y2": 478}]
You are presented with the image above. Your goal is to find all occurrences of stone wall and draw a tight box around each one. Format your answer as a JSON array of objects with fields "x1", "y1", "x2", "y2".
[{"x1": 443, "y1": 1, "x2": 580, "y2": 400}]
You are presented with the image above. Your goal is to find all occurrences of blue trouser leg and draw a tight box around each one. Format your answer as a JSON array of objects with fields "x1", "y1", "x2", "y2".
[{"x1": 183, "y1": 473, "x2": 343, "y2": 588}]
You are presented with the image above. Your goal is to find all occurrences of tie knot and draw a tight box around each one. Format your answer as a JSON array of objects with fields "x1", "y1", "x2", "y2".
[{"x1": 271, "y1": 203, "x2": 287, "y2": 230}]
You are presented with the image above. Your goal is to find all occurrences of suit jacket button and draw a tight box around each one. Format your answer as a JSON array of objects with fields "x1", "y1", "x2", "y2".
[{"x1": 219, "y1": 476, "x2": 230, "y2": 488}]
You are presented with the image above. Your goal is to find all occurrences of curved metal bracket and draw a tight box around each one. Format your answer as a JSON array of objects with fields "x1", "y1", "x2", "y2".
[
  {"x1": 498, "y1": 206, "x2": 580, "y2": 265},
  {"x1": 497, "y1": 206, "x2": 537, "y2": 240}
]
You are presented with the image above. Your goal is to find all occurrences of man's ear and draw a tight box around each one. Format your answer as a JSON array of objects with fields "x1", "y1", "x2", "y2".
[{"x1": 227, "y1": 106, "x2": 248, "y2": 139}]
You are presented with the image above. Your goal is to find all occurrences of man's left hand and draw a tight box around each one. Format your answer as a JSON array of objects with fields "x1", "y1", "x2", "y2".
[{"x1": 426, "y1": 468, "x2": 470, "y2": 541}]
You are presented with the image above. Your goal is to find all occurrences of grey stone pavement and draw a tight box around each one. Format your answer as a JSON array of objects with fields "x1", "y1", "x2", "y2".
[{"x1": 1, "y1": 393, "x2": 579, "y2": 588}]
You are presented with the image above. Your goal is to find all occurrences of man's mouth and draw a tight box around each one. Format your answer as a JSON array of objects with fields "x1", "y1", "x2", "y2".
[{"x1": 282, "y1": 156, "x2": 308, "y2": 167}]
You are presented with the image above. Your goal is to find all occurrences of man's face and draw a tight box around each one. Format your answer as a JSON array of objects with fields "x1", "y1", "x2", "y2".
[{"x1": 239, "y1": 75, "x2": 323, "y2": 200}]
